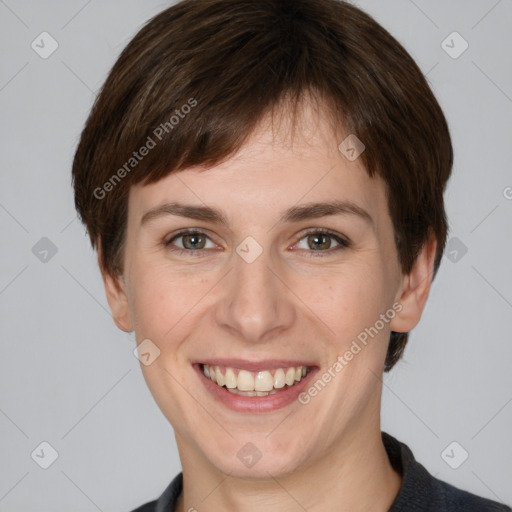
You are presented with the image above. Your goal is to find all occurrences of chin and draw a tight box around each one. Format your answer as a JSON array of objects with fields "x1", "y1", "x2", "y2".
[{"x1": 201, "y1": 433, "x2": 311, "y2": 480}]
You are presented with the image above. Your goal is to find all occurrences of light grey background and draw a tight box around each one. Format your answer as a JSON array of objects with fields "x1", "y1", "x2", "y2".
[{"x1": 1, "y1": 0, "x2": 511, "y2": 510}]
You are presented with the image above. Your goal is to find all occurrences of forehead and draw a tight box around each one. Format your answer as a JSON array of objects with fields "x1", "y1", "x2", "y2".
[{"x1": 127, "y1": 100, "x2": 389, "y2": 228}]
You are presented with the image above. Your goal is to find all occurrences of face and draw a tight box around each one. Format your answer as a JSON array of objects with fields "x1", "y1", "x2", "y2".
[{"x1": 104, "y1": 102, "x2": 429, "y2": 480}]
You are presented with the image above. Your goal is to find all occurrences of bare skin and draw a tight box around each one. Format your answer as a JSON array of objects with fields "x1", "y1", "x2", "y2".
[{"x1": 101, "y1": 100, "x2": 436, "y2": 511}]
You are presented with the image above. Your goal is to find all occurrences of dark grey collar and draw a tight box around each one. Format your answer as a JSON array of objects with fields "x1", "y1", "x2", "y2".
[{"x1": 153, "y1": 432, "x2": 510, "y2": 512}]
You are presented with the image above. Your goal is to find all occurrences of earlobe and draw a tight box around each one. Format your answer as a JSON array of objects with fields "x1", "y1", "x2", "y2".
[
  {"x1": 97, "y1": 248, "x2": 134, "y2": 333},
  {"x1": 390, "y1": 233, "x2": 438, "y2": 334}
]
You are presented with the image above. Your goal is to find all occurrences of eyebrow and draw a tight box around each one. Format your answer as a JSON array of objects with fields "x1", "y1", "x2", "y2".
[{"x1": 140, "y1": 200, "x2": 373, "y2": 227}]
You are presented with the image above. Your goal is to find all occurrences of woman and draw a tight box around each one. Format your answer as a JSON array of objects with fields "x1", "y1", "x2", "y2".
[{"x1": 71, "y1": 0, "x2": 511, "y2": 510}]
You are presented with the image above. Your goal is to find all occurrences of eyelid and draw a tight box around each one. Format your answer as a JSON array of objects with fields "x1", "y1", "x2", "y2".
[
  {"x1": 164, "y1": 227, "x2": 351, "y2": 255},
  {"x1": 292, "y1": 228, "x2": 351, "y2": 252},
  {"x1": 164, "y1": 228, "x2": 220, "y2": 249}
]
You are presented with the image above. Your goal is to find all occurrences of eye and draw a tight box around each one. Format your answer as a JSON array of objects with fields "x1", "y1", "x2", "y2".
[
  {"x1": 164, "y1": 228, "x2": 350, "y2": 257},
  {"x1": 164, "y1": 229, "x2": 217, "y2": 255},
  {"x1": 294, "y1": 229, "x2": 350, "y2": 256}
]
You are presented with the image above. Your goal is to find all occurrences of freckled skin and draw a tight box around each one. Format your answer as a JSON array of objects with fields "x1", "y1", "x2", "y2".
[{"x1": 101, "y1": 102, "x2": 437, "y2": 512}]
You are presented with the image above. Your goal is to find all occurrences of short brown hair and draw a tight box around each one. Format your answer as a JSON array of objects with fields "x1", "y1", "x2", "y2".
[{"x1": 72, "y1": 0, "x2": 453, "y2": 371}]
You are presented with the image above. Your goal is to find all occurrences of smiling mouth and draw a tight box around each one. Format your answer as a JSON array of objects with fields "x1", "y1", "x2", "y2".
[{"x1": 201, "y1": 363, "x2": 311, "y2": 396}]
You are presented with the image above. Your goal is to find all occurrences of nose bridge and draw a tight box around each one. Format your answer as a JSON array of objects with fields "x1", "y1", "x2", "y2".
[{"x1": 215, "y1": 241, "x2": 294, "y2": 343}]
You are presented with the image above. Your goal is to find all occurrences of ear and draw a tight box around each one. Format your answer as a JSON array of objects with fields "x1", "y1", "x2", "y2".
[
  {"x1": 97, "y1": 244, "x2": 134, "y2": 333},
  {"x1": 390, "y1": 232, "x2": 438, "y2": 333}
]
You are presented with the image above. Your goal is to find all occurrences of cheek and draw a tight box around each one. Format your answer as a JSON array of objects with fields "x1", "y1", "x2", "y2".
[
  {"x1": 127, "y1": 262, "x2": 199, "y2": 340},
  {"x1": 129, "y1": 264, "x2": 208, "y2": 424},
  {"x1": 300, "y1": 264, "x2": 390, "y2": 345}
]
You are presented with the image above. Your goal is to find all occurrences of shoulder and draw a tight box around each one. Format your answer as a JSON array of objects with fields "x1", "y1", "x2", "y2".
[
  {"x1": 128, "y1": 500, "x2": 158, "y2": 512},
  {"x1": 127, "y1": 472, "x2": 183, "y2": 512},
  {"x1": 433, "y1": 477, "x2": 511, "y2": 511},
  {"x1": 382, "y1": 432, "x2": 511, "y2": 512}
]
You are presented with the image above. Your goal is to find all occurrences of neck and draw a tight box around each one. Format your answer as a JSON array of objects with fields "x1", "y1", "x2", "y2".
[{"x1": 175, "y1": 425, "x2": 401, "y2": 512}]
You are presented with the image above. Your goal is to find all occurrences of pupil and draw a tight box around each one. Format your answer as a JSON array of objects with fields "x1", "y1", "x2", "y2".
[
  {"x1": 310, "y1": 234, "x2": 329, "y2": 250},
  {"x1": 185, "y1": 234, "x2": 204, "y2": 249}
]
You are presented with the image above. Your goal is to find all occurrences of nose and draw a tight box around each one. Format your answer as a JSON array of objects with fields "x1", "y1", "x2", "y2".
[{"x1": 214, "y1": 245, "x2": 296, "y2": 345}]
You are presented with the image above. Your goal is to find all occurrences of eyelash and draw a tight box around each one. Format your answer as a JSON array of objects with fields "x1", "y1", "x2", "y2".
[{"x1": 164, "y1": 228, "x2": 351, "y2": 257}]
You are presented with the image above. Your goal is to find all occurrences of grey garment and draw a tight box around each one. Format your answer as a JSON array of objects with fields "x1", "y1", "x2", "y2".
[
  {"x1": 383, "y1": 433, "x2": 511, "y2": 511},
  {"x1": 130, "y1": 432, "x2": 511, "y2": 512}
]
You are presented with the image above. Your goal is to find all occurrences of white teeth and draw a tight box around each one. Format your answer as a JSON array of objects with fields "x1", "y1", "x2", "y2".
[
  {"x1": 202, "y1": 364, "x2": 310, "y2": 393},
  {"x1": 285, "y1": 367, "x2": 295, "y2": 386},
  {"x1": 215, "y1": 366, "x2": 225, "y2": 387},
  {"x1": 227, "y1": 388, "x2": 278, "y2": 396},
  {"x1": 225, "y1": 367, "x2": 237, "y2": 389},
  {"x1": 274, "y1": 368, "x2": 285, "y2": 388},
  {"x1": 237, "y1": 370, "x2": 254, "y2": 391},
  {"x1": 254, "y1": 370, "x2": 274, "y2": 391}
]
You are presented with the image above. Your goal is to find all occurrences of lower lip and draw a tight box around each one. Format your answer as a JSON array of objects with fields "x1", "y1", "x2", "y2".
[{"x1": 194, "y1": 364, "x2": 317, "y2": 413}]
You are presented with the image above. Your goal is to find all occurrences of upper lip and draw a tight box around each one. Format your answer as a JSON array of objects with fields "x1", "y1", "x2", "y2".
[{"x1": 194, "y1": 358, "x2": 317, "y2": 371}]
